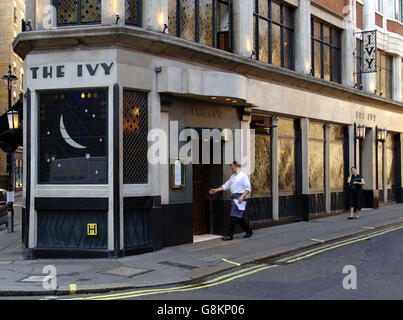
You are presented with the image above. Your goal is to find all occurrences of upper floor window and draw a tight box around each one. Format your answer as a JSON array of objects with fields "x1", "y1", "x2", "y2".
[
  {"x1": 311, "y1": 17, "x2": 342, "y2": 84},
  {"x1": 168, "y1": 0, "x2": 233, "y2": 52},
  {"x1": 387, "y1": 0, "x2": 400, "y2": 20},
  {"x1": 125, "y1": 0, "x2": 142, "y2": 26},
  {"x1": 253, "y1": 0, "x2": 295, "y2": 70},
  {"x1": 354, "y1": 38, "x2": 363, "y2": 90},
  {"x1": 376, "y1": 0, "x2": 383, "y2": 13},
  {"x1": 376, "y1": 50, "x2": 393, "y2": 98},
  {"x1": 56, "y1": 0, "x2": 101, "y2": 26}
]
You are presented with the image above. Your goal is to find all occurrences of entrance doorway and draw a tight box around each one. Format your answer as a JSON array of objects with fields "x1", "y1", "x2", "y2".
[{"x1": 192, "y1": 135, "x2": 224, "y2": 236}]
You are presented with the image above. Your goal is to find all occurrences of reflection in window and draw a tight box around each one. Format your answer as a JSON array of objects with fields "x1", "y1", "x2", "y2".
[
  {"x1": 56, "y1": 0, "x2": 101, "y2": 25},
  {"x1": 376, "y1": 50, "x2": 393, "y2": 98},
  {"x1": 308, "y1": 122, "x2": 324, "y2": 191},
  {"x1": 311, "y1": 18, "x2": 342, "y2": 83},
  {"x1": 125, "y1": 0, "x2": 142, "y2": 26},
  {"x1": 39, "y1": 90, "x2": 108, "y2": 184},
  {"x1": 253, "y1": 0, "x2": 295, "y2": 70},
  {"x1": 168, "y1": 0, "x2": 232, "y2": 51}
]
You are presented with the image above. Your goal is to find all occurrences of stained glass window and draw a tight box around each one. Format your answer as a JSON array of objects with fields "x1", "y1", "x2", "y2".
[
  {"x1": 254, "y1": 0, "x2": 295, "y2": 70},
  {"x1": 311, "y1": 17, "x2": 342, "y2": 83},
  {"x1": 56, "y1": 0, "x2": 101, "y2": 25},
  {"x1": 168, "y1": 0, "x2": 232, "y2": 51},
  {"x1": 39, "y1": 89, "x2": 108, "y2": 184}
]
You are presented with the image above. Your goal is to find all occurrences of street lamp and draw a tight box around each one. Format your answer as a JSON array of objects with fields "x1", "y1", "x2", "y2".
[
  {"x1": 2, "y1": 65, "x2": 18, "y2": 233},
  {"x1": 377, "y1": 128, "x2": 386, "y2": 143},
  {"x1": 355, "y1": 125, "x2": 366, "y2": 140}
]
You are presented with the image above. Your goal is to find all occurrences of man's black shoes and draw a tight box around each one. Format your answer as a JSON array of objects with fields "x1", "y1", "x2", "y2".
[
  {"x1": 243, "y1": 231, "x2": 253, "y2": 239},
  {"x1": 221, "y1": 235, "x2": 233, "y2": 241}
]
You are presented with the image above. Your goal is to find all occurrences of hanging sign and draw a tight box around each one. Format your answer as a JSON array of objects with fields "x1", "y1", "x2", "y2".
[{"x1": 361, "y1": 30, "x2": 377, "y2": 73}]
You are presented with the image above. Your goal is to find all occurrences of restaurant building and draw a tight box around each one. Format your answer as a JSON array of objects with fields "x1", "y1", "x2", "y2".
[{"x1": 13, "y1": 0, "x2": 403, "y2": 258}]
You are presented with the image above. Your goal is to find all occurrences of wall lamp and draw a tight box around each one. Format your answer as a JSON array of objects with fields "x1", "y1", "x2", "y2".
[
  {"x1": 377, "y1": 128, "x2": 386, "y2": 142},
  {"x1": 115, "y1": 13, "x2": 120, "y2": 25},
  {"x1": 355, "y1": 125, "x2": 366, "y2": 140},
  {"x1": 163, "y1": 24, "x2": 168, "y2": 34}
]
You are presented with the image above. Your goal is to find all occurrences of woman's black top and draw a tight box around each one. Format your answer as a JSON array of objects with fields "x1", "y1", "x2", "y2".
[{"x1": 349, "y1": 175, "x2": 363, "y2": 191}]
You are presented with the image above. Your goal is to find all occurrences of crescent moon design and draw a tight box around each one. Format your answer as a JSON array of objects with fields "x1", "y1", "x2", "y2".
[{"x1": 59, "y1": 114, "x2": 87, "y2": 149}]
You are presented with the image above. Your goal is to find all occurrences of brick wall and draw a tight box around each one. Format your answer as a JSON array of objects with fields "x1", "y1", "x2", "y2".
[
  {"x1": 356, "y1": 1, "x2": 363, "y2": 30},
  {"x1": 387, "y1": 19, "x2": 403, "y2": 37},
  {"x1": 375, "y1": 12, "x2": 383, "y2": 28},
  {"x1": 313, "y1": 0, "x2": 346, "y2": 16}
]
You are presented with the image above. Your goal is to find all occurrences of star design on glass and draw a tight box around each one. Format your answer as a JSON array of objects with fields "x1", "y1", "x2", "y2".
[{"x1": 85, "y1": 153, "x2": 91, "y2": 160}]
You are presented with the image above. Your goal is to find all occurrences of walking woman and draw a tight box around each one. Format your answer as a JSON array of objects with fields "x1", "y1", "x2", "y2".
[{"x1": 347, "y1": 167, "x2": 365, "y2": 219}]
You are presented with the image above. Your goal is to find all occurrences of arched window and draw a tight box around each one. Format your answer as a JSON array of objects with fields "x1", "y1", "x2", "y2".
[
  {"x1": 55, "y1": 0, "x2": 101, "y2": 26},
  {"x1": 168, "y1": 0, "x2": 233, "y2": 52},
  {"x1": 125, "y1": 0, "x2": 142, "y2": 26}
]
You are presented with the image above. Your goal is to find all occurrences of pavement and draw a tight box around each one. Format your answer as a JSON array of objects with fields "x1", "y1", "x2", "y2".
[{"x1": 0, "y1": 201, "x2": 402, "y2": 297}]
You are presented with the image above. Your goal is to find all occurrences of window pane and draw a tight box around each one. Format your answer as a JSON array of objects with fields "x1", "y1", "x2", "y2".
[
  {"x1": 271, "y1": 23, "x2": 281, "y2": 66},
  {"x1": 284, "y1": 5, "x2": 293, "y2": 28},
  {"x1": 180, "y1": 0, "x2": 196, "y2": 41},
  {"x1": 250, "y1": 135, "x2": 271, "y2": 194},
  {"x1": 125, "y1": 0, "x2": 140, "y2": 26},
  {"x1": 314, "y1": 40, "x2": 322, "y2": 78},
  {"x1": 278, "y1": 118, "x2": 295, "y2": 137},
  {"x1": 330, "y1": 142, "x2": 344, "y2": 189},
  {"x1": 309, "y1": 140, "x2": 324, "y2": 190},
  {"x1": 386, "y1": 134, "x2": 396, "y2": 186},
  {"x1": 39, "y1": 90, "x2": 108, "y2": 184},
  {"x1": 123, "y1": 90, "x2": 148, "y2": 184},
  {"x1": 168, "y1": 0, "x2": 177, "y2": 36},
  {"x1": 314, "y1": 20, "x2": 321, "y2": 39},
  {"x1": 271, "y1": 1, "x2": 281, "y2": 24},
  {"x1": 258, "y1": 0, "x2": 269, "y2": 18},
  {"x1": 284, "y1": 28, "x2": 293, "y2": 69},
  {"x1": 324, "y1": 45, "x2": 331, "y2": 81},
  {"x1": 332, "y1": 48, "x2": 340, "y2": 83},
  {"x1": 57, "y1": 0, "x2": 79, "y2": 24},
  {"x1": 323, "y1": 25, "x2": 330, "y2": 44},
  {"x1": 199, "y1": 0, "x2": 214, "y2": 46},
  {"x1": 309, "y1": 122, "x2": 324, "y2": 140},
  {"x1": 332, "y1": 28, "x2": 341, "y2": 47},
  {"x1": 278, "y1": 138, "x2": 296, "y2": 192},
  {"x1": 258, "y1": 19, "x2": 269, "y2": 63},
  {"x1": 80, "y1": 0, "x2": 101, "y2": 23}
]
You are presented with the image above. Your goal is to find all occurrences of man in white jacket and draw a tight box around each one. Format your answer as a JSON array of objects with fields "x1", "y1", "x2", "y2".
[{"x1": 209, "y1": 161, "x2": 253, "y2": 241}]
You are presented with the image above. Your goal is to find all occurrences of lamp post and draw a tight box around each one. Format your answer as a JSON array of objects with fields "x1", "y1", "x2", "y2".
[{"x1": 2, "y1": 65, "x2": 18, "y2": 233}]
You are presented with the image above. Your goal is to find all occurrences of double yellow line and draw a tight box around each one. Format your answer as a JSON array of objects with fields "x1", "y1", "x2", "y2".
[
  {"x1": 58, "y1": 223, "x2": 403, "y2": 300},
  {"x1": 277, "y1": 223, "x2": 403, "y2": 264},
  {"x1": 62, "y1": 264, "x2": 279, "y2": 300}
]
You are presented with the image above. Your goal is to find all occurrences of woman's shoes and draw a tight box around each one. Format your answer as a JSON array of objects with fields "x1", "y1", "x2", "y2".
[
  {"x1": 348, "y1": 216, "x2": 354, "y2": 220},
  {"x1": 221, "y1": 235, "x2": 233, "y2": 241},
  {"x1": 243, "y1": 231, "x2": 253, "y2": 238}
]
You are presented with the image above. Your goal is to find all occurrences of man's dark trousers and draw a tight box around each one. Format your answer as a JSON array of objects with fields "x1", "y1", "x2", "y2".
[{"x1": 229, "y1": 216, "x2": 252, "y2": 238}]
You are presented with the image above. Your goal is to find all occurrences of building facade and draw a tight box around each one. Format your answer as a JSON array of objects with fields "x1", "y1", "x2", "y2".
[
  {"x1": 0, "y1": 0, "x2": 25, "y2": 192},
  {"x1": 14, "y1": 0, "x2": 403, "y2": 258}
]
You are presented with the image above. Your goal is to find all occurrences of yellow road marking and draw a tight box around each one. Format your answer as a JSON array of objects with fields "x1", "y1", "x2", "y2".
[
  {"x1": 222, "y1": 258, "x2": 241, "y2": 266},
  {"x1": 69, "y1": 284, "x2": 77, "y2": 295},
  {"x1": 286, "y1": 225, "x2": 403, "y2": 263},
  {"x1": 63, "y1": 264, "x2": 274, "y2": 301},
  {"x1": 276, "y1": 224, "x2": 403, "y2": 263},
  {"x1": 310, "y1": 239, "x2": 325, "y2": 243},
  {"x1": 86, "y1": 265, "x2": 279, "y2": 301}
]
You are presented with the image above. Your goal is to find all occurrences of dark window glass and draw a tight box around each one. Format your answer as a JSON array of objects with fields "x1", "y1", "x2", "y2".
[
  {"x1": 56, "y1": 0, "x2": 101, "y2": 26},
  {"x1": 311, "y1": 17, "x2": 342, "y2": 83},
  {"x1": 254, "y1": 0, "x2": 295, "y2": 70},
  {"x1": 168, "y1": 0, "x2": 232, "y2": 52},
  {"x1": 354, "y1": 38, "x2": 363, "y2": 89},
  {"x1": 123, "y1": 90, "x2": 148, "y2": 184},
  {"x1": 39, "y1": 89, "x2": 108, "y2": 184},
  {"x1": 125, "y1": 0, "x2": 141, "y2": 26}
]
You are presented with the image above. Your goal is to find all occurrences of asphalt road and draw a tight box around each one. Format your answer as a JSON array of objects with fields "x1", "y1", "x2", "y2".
[{"x1": 52, "y1": 224, "x2": 403, "y2": 301}]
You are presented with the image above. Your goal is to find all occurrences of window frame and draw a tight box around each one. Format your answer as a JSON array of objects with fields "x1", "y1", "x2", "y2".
[
  {"x1": 169, "y1": 0, "x2": 234, "y2": 52},
  {"x1": 54, "y1": 0, "x2": 102, "y2": 27},
  {"x1": 311, "y1": 17, "x2": 342, "y2": 84},
  {"x1": 376, "y1": 49, "x2": 393, "y2": 98},
  {"x1": 253, "y1": 0, "x2": 296, "y2": 70}
]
